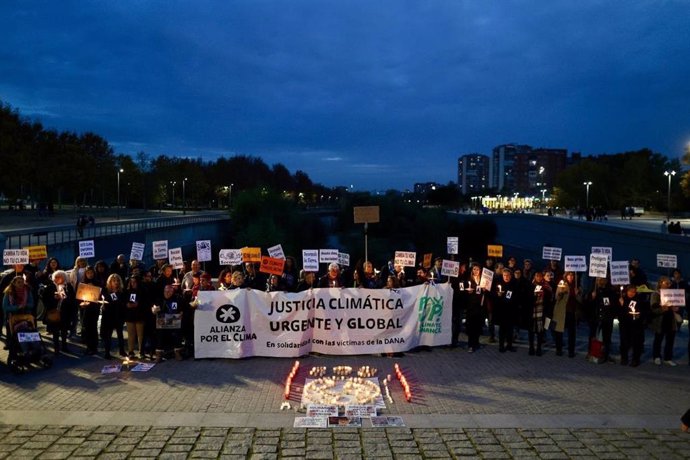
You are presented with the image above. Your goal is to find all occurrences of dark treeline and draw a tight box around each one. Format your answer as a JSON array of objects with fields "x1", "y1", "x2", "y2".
[{"x1": 0, "y1": 102, "x2": 333, "y2": 209}]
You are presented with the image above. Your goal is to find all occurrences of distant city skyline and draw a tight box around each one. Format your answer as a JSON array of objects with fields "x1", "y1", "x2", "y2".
[{"x1": 1, "y1": 1, "x2": 689, "y2": 191}]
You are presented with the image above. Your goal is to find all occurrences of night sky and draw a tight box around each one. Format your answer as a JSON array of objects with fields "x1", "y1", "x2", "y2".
[{"x1": 2, "y1": 1, "x2": 689, "y2": 190}]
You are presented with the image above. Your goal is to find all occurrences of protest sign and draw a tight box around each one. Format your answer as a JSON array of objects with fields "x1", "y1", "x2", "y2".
[
  {"x1": 487, "y1": 245, "x2": 503, "y2": 258},
  {"x1": 302, "y1": 249, "x2": 319, "y2": 272},
  {"x1": 589, "y1": 254, "x2": 608, "y2": 278},
  {"x1": 480, "y1": 268, "x2": 494, "y2": 291},
  {"x1": 76, "y1": 283, "x2": 102, "y2": 302},
  {"x1": 260, "y1": 256, "x2": 286, "y2": 276},
  {"x1": 196, "y1": 240, "x2": 212, "y2": 262},
  {"x1": 267, "y1": 244, "x2": 285, "y2": 259},
  {"x1": 3, "y1": 249, "x2": 29, "y2": 265},
  {"x1": 394, "y1": 251, "x2": 416, "y2": 268},
  {"x1": 423, "y1": 253, "x2": 432, "y2": 269},
  {"x1": 542, "y1": 246, "x2": 562, "y2": 261},
  {"x1": 338, "y1": 252, "x2": 350, "y2": 267},
  {"x1": 591, "y1": 247, "x2": 613, "y2": 261},
  {"x1": 152, "y1": 240, "x2": 168, "y2": 260},
  {"x1": 447, "y1": 237, "x2": 459, "y2": 255},
  {"x1": 219, "y1": 249, "x2": 242, "y2": 266},
  {"x1": 657, "y1": 254, "x2": 677, "y2": 269},
  {"x1": 441, "y1": 259, "x2": 459, "y2": 277},
  {"x1": 319, "y1": 249, "x2": 339, "y2": 263},
  {"x1": 353, "y1": 206, "x2": 380, "y2": 224},
  {"x1": 130, "y1": 242, "x2": 145, "y2": 261},
  {"x1": 24, "y1": 245, "x2": 47, "y2": 262},
  {"x1": 610, "y1": 261, "x2": 630, "y2": 286},
  {"x1": 79, "y1": 240, "x2": 95, "y2": 258},
  {"x1": 660, "y1": 289, "x2": 686, "y2": 306},
  {"x1": 241, "y1": 247, "x2": 262, "y2": 263},
  {"x1": 564, "y1": 255, "x2": 587, "y2": 272},
  {"x1": 168, "y1": 248, "x2": 184, "y2": 270}
]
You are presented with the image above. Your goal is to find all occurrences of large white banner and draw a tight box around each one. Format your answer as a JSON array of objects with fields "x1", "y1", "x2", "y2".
[{"x1": 194, "y1": 283, "x2": 453, "y2": 358}]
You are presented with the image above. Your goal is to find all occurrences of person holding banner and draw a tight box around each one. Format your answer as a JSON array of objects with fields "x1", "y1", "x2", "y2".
[
  {"x1": 42, "y1": 270, "x2": 76, "y2": 355},
  {"x1": 553, "y1": 272, "x2": 582, "y2": 358},
  {"x1": 618, "y1": 285, "x2": 648, "y2": 367},
  {"x1": 465, "y1": 263, "x2": 485, "y2": 353},
  {"x1": 217, "y1": 269, "x2": 234, "y2": 290},
  {"x1": 361, "y1": 261, "x2": 382, "y2": 289},
  {"x1": 296, "y1": 272, "x2": 318, "y2": 291},
  {"x1": 650, "y1": 277, "x2": 679, "y2": 366},
  {"x1": 587, "y1": 277, "x2": 617, "y2": 363},
  {"x1": 319, "y1": 263, "x2": 343, "y2": 288},
  {"x1": 101, "y1": 274, "x2": 127, "y2": 359}
]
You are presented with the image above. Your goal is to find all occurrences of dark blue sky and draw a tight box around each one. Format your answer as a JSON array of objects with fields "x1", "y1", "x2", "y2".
[{"x1": 2, "y1": 1, "x2": 689, "y2": 190}]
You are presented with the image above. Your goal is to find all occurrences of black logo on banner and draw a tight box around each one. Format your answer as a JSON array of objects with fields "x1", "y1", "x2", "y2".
[{"x1": 216, "y1": 304, "x2": 240, "y2": 324}]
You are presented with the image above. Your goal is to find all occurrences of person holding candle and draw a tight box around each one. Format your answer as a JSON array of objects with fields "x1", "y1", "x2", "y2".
[
  {"x1": 553, "y1": 271, "x2": 582, "y2": 357},
  {"x1": 465, "y1": 263, "x2": 485, "y2": 353},
  {"x1": 494, "y1": 268, "x2": 518, "y2": 352},
  {"x1": 618, "y1": 284, "x2": 648, "y2": 367},
  {"x1": 650, "y1": 277, "x2": 679, "y2": 366},
  {"x1": 101, "y1": 274, "x2": 127, "y2": 359},
  {"x1": 125, "y1": 275, "x2": 147, "y2": 359},
  {"x1": 587, "y1": 277, "x2": 617, "y2": 363},
  {"x1": 319, "y1": 263, "x2": 343, "y2": 288},
  {"x1": 42, "y1": 270, "x2": 76, "y2": 355},
  {"x1": 527, "y1": 271, "x2": 551, "y2": 356},
  {"x1": 78, "y1": 266, "x2": 101, "y2": 356}
]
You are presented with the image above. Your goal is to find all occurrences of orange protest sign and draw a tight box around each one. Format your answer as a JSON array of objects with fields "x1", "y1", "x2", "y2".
[
  {"x1": 241, "y1": 247, "x2": 262, "y2": 263},
  {"x1": 487, "y1": 245, "x2": 503, "y2": 258},
  {"x1": 259, "y1": 256, "x2": 285, "y2": 276},
  {"x1": 24, "y1": 245, "x2": 48, "y2": 262},
  {"x1": 423, "y1": 253, "x2": 433, "y2": 269}
]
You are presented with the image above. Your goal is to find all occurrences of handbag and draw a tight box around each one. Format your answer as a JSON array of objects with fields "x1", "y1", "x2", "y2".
[{"x1": 46, "y1": 308, "x2": 61, "y2": 324}]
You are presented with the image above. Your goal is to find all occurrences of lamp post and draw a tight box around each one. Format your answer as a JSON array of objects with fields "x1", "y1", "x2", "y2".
[
  {"x1": 182, "y1": 177, "x2": 187, "y2": 215},
  {"x1": 664, "y1": 170, "x2": 676, "y2": 220},
  {"x1": 170, "y1": 181, "x2": 176, "y2": 208},
  {"x1": 116, "y1": 168, "x2": 124, "y2": 220},
  {"x1": 540, "y1": 188, "x2": 547, "y2": 212},
  {"x1": 583, "y1": 181, "x2": 592, "y2": 209}
]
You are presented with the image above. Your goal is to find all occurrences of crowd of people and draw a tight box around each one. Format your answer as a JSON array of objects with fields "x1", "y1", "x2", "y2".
[{"x1": 1, "y1": 251, "x2": 689, "y2": 368}]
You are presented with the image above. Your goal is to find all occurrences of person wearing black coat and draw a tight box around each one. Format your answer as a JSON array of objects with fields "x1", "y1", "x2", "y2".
[
  {"x1": 494, "y1": 269, "x2": 518, "y2": 353},
  {"x1": 153, "y1": 284, "x2": 189, "y2": 362},
  {"x1": 101, "y1": 274, "x2": 127, "y2": 359},
  {"x1": 465, "y1": 264, "x2": 485, "y2": 353},
  {"x1": 618, "y1": 285, "x2": 648, "y2": 367},
  {"x1": 587, "y1": 277, "x2": 617, "y2": 362},
  {"x1": 78, "y1": 266, "x2": 101, "y2": 355},
  {"x1": 41, "y1": 270, "x2": 76, "y2": 354}
]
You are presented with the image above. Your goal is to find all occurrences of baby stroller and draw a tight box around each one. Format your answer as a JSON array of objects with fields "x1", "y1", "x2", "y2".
[{"x1": 6, "y1": 313, "x2": 52, "y2": 374}]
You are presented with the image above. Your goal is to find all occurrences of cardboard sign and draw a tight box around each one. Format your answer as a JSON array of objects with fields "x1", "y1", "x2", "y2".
[
  {"x1": 267, "y1": 244, "x2": 285, "y2": 259},
  {"x1": 219, "y1": 249, "x2": 242, "y2": 266},
  {"x1": 441, "y1": 259, "x2": 459, "y2": 277},
  {"x1": 564, "y1": 255, "x2": 587, "y2": 272},
  {"x1": 609, "y1": 261, "x2": 630, "y2": 286},
  {"x1": 79, "y1": 240, "x2": 95, "y2": 258},
  {"x1": 130, "y1": 242, "x2": 145, "y2": 261},
  {"x1": 156, "y1": 313, "x2": 182, "y2": 329},
  {"x1": 447, "y1": 237, "x2": 459, "y2": 255},
  {"x1": 260, "y1": 256, "x2": 286, "y2": 276},
  {"x1": 353, "y1": 206, "x2": 380, "y2": 224},
  {"x1": 76, "y1": 283, "x2": 102, "y2": 302},
  {"x1": 657, "y1": 254, "x2": 677, "y2": 269},
  {"x1": 241, "y1": 247, "x2": 262, "y2": 263},
  {"x1": 487, "y1": 245, "x2": 503, "y2": 258},
  {"x1": 303, "y1": 249, "x2": 319, "y2": 272},
  {"x1": 394, "y1": 251, "x2": 416, "y2": 268},
  {"x1": 542, "y1": 246, "x2": 562, "y2": 261},
  {"x1": 338, "y1": 252, "x2": 350, "y2": 267},
  {"x1": 152, "y1": 240, "x2": 168, "y2": 260},
  {"x1": 660, "y1": 289, "x2": 686, "y2": 307},
  {"x1": 319, "y1": 249, "x2": 339, "y2": 263},
  {"x1": 591, "y1": 247, "x2": 613, "y2": 261},
  {"x1": 168, "y1": 248, "x2": 184, "y2": 270},
  {"x1": 423, "y1": 253, "x2": 433, "y2": 269},
  {"x1": 589, "y1": 254, "x2": 608, "y2": 278},
  {"x1": 24, "y1": 245, "x2": 47, "y2": 262},
  {"x1": 3, "y1": 249, "x2": 29, "y2": 265},
  {"x1": 196, "y1": 240, "x2": 212, "y2": 262},
  {"x1": 480, "y1": 268, "x2": 494, "y2": 291}
]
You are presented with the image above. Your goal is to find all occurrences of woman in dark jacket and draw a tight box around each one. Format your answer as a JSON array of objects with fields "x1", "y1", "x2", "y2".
[
  {"x1": 78, "y1": 266, "x2": 101, "y2": 355},
  {"x1": 101, "y1": 274, "x2": 127, "y2": 359},
  {"x1": 41, "y1": 270, "x2": 76, "y2": 354},
  {"x1": 465, "y1": 264, "x2": 485, "y2": 353},
  {"x1": 124, "y1": 275, "x2": 148, "y2": 358}
]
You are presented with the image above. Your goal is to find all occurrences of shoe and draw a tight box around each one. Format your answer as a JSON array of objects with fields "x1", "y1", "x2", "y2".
[
  {"x1": 629, "y1": 360, "x2": 640, "y2": 367},
  {"x1": 620, "y1": 359, "x2": 629, "y2": 366},
  {"x1": 139, "y1": 354, "x2": 146, "y2": 360},
  {"x1": 174, "y1": 348, "x2": 184, "y2": 361},
  {"x1": 488, "y1": 337, "x2": 496, "y2": 343},
  {"x1": 568, "y1": 352, "x2": 575, "y2": 358},
  {"x1": 664, "y1": 360, "x2": 678, "y2": 367},
  {"x1": 104, "y1": 353, "x2": 113, "y2": 360},
  {"x1": 499, "y1": 347, "x2": 506, "y2": 353},
  {"x1": 556, "y1": 351, "x2": 563, "y2": 357},
  {"x1": 528, "y1": 348, "x2": 535, "y2": 356},
  {"x1": 654, "y1": 358, "x2": 661, "y2": 365},
  {"x1": 128, "y1": 351, "x2": 135, "y2": 358},
  {"x1": 536, "y1": 348, "x2": 542, "y2": 357},
  {"x1": 119, "y1": 348, "x2": 126, "y2": 357},
  {"x1": 467, "y1": 348, "x2": 474, "y2": 353},
  {"x1": 507, "y1": 347, "x2": 517, "y2": 352}
]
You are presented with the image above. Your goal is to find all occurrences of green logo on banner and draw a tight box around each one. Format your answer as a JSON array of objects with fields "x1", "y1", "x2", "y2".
[{"x1": 418, "y1": 295, "x2": 443, "y2": 333}]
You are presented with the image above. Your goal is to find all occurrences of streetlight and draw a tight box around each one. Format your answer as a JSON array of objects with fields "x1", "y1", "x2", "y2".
[
  {"x1": 225, "y1": 184, "x2": 233, "y2": 208},
  {"x1": 170, "y1": 181, "x2": 176, "y2": 208},
  {"x1": 583, "y1": 181, "x2": 592, "y2": 209},
  {"x1": 664, "y1": 170, "x2": 676, "y2": 220},
  {"x1": 540, "y1": 188, "x2": 547, "y2": 212},
  {"x1": 182, "y1": 177, "x2": 187, "y2": 215},
  {"x1": 116, "y1": 168, "x2": 124, "y2": 220}
]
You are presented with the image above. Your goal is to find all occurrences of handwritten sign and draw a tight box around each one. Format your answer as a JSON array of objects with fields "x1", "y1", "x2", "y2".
[
  {"x1": 130, "y1": 242, "x2": 145, "y2": 261},
  {"x1": 564, "y1": 255, "x2": 587, "y2": 272},
  {"x1": 24, "y1": 245, "x2": 47, "y2": 262},
  {"x1": 3, "y1": 249, "x2": 29, "y2": 265},
  {"x1": 657, "y1": 254, "x2": 677, "y2": 269},
  {"x1": 480, "y1": 268, "x2": 494, "y2": 291},
  {"x1": 441, "y1": 259, "x2": 460, "y2": 277},
  {"x1": 241, "y1": 247, "x2": 262, "y2": 263},
  {"x1": 423, "y1": 253, "x2": 433, "y2": 269},
  {"x1": 302, "y1": 249, "x2": 319, "y2": 272},
  {"x1": 345, "y1": 405, "x2": 377, "y2": 418},
  {"x1": 196, "y1": 240, "x2": 212, "y2": 262},
  {"x1": 260, "y1": 256, "x2": 286, "y2": 276},
  {"x1": 307, "y1": 404, "x2": 339, "y2": 417},
  {"x1": 394, "y1": 251, "x2": 416, "y2": 268},
  {"x1": 219, "y1": 249, "x2": 242, "y2": 266},
  {"x1": 447, "y1": 237, "x2": 459, "y2": 255},
  {"x1": 487, "y1": 245, "x2": 503, "y2": 258},
  {"x1": 168, "y1": 248, "x2": 184, "y2": 270},
  {"x1": 319, "y1": 249, "x2": 339, "y2": 264},
  {"x1": 353, "y1": 206, "x2": 380, "y2": 224},
  {"x1": 610, "y1": 260, "x2": 630, "y2": 286},
  {"x1": 79, "y1": 240, "x2": 95, "y2": 258},
  {"x1": 589, "y1": 254, "x2": 608, "y2": 278},
  {"x1": 267, "y1": 244, "x2": 285, "y2": 259},
  {"x1": 660, "y1": 289, "x2": 686, "y2": 307},
  {"x1": 542, "y1": 246, "x2": 562, "y2": 261},
  {"x1": 76, "y1": 283, "x2": 102, "y2": 302},
  {"x1": 591, "y1": 247, "x2": 613, "y2": 261},
  {"x1": 152, "y1": 240, "x2": 168, "y2": 260},
  {"x1": 338, "y1": 252, "x2": 350, "y2": 267}
]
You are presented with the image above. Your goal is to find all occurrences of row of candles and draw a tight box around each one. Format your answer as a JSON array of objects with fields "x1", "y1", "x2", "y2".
[
  {"x1": 394, "y1": 363, "x2": 412, "y2": 402},
  {"x1": 284, "y1": 360, "x2": 300, "y2": 400}
]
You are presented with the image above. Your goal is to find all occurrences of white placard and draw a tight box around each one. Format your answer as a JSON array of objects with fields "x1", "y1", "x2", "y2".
[
  {"x1": 267, "y1": 244, "x2": 285, "y2": 259},
  {"x1": 79, "y1": 240, "x2": 95, "y2": 258},
  {"x1": 168, "y1": 248, "x2": 184, "y2": 270},
  {"x1": 345, "y1": 405, "x2": 377, "y2": 418},
  {"x1": 3, "y1": 249, "x2": 29, "y2": 265},
  {"x1": 152, "y1": 240, "x2": 168, "y2": 260},
  {"x1": 480, "y1": 268, "x2": 494, "y2": 291},
  {"x1": 338, "y1": 252, "x2": 350, "y2": 267},
  {"x1": 657, "y1": 254, "x2": 677, "y2": 269},
  {"x1": 542, "y1": 246, "x2": 562, "y2": 261},
  {"x1": 564, "y1": 255, "x2": 587, "y2": 272},
  {"x1": 394, "y1": 251, "x2": 416, "y2": 268},
  {"x1": 303, "y1": 250, "x2": 320, "y2": 272},
  {"x1": 307, "y1": 405, "x2": 339, "y2": 417},
  {"x1": 660, "y1": 289, "x2": 686, "y2": 306},
  {"x1": 447, "y1": 237, "x2": 459, "y2": 255},
  {"x1": 196, "y1": 240, "x2": 212, "y2": 262},
  {"x1": 441, "y1": 259, "x2": 459, "y2": 277},
  {"x1": 610, "y1": 260, "x2": 630, "y2": 286},
  {"x1": 219, "y1": 249, "x2": 242, "y2": 266},
  {"x1": 319, "y1": 249, "x2": 339, "y2": 264},
  {"x1": 591, "y1": 247, "x2": 613, "y2": 261},
  {"x1": 130, "y1": 242, "x2": 145, "y2": 261},
  {"x1": 293, "y1": 417, "x2": 328, "y2": 428},
  {"x1": 17, "y1": 332, "x2": 41, "y2": 343},
  {"x1": 589, "y1": 254, "x2": 609, "y2": 278}
]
